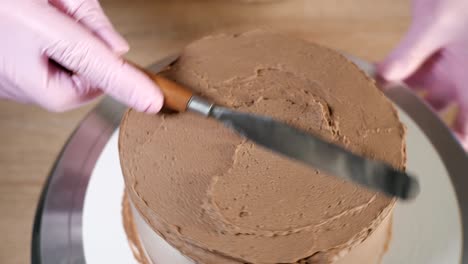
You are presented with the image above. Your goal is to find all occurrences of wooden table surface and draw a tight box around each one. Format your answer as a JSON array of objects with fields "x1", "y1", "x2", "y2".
[{"x1": 0, "y1": 0, "x2": 411, "y2": 263}]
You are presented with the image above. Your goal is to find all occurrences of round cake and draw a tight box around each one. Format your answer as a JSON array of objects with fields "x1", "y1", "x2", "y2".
[{"x1": 119, "y1": 30, "x2": 406, "y2": 264}]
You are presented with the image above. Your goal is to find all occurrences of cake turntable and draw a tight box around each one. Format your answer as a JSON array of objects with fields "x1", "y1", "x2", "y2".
[{"x1": 31, "y1": 56, "x2": 468, "y2": 264}]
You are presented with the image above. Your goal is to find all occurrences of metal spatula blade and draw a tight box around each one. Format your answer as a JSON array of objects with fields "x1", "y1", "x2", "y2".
[{"x1": 210, "y1": 106, "x2": 419, "y2": 200}]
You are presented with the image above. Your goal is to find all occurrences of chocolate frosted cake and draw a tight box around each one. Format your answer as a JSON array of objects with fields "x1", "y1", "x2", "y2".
[{"x1": 119, "y1": 30, "x2": 406, "y2": 263}]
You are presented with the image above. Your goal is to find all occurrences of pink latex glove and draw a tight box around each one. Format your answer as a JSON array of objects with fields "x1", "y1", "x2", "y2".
[
  {"x1": 0, "y1": 0, "x2": 163, "y2": 112},
  {"x1": 378, "y1": 0, "x2": 468, "y2": 149}
]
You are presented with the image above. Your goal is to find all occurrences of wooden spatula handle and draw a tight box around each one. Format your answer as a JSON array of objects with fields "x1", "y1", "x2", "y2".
[
  {"x1": 128, "y1": 61, "x2": 193, "y2": 112},
  {"x1": 147, "y1": 74, "x2": 193, "y2": 112}
]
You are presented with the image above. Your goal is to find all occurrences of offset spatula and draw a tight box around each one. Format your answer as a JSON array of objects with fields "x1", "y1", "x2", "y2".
[{"x1": 131, "y1": 58, "x2": 419, "y2": 200}]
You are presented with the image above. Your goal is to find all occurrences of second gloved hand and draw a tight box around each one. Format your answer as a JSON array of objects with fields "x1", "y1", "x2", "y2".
[
  {"x1": 378, "y1": 0, "x2": 468, "y2": 149},
  {"x1": 0, "y1": 0, "x2": 163, "y2": 112}
]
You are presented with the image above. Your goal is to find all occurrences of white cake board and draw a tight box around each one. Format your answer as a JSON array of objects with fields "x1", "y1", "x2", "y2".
[{"x1": 83, "y1": 106, "x2": 462, "y2": 263}]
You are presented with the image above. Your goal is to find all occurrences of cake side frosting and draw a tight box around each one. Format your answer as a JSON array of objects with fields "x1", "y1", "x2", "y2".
[
  {"x1": 121, "y1": 194, "x2": 394, "y2": 264},
  {"x1": 119, "y1": 30, "x2": 406, "y2": 263}
]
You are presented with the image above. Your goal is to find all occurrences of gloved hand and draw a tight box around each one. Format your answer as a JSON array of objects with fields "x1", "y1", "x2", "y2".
[
  {"x1": 0, "y1": 0, "x2": 163, "y2": 112},
  {"x1": 378, "y1": 0, "x2": 468, "y2": 149}
]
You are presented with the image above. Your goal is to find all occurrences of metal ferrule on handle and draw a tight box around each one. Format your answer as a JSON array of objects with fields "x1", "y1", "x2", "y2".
[{"x1": 187, "y1": 96, "x2": 214, "y2": 117}]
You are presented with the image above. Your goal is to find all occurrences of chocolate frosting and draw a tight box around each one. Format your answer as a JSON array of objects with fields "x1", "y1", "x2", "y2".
[{"x1": 119, "y1": 30, "x2": 406, "y2": 263}]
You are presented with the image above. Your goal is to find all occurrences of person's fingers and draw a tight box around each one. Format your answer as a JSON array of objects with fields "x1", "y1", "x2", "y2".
[
  {"x1": 454, "y1": 123, "x2": 468, "y2": 151},
  {"x1": 461, "y1": 138, "x2": 468, "y2": 151},
  {"x1": 424, "y1": 93, "x2": 455, "y2": 112},
  {"x1": 49, "y1": 0, "x2": 129, "y2": 55},
  {"x1": 0, "y1": 86, "x2": 15, "y2": 100},
  {"x1": 454, "y1": 103, "x2": 468, "y2": 135},
  {"x1": 377, "y1": 22, "x2": 445, "y2": 83},
  {"x1": 404, "y1": 50, "x2": 456, "y2": 111},
  {"x1": 42, "y1": 11, "x2": 163, "y2": 113},
  {"x1": 0, "y1": 78, "x2": 25, "y2": 101},
  {"x1": 35, "y1": 61, "x2": 102, "y2": 112},
  {"x1": 376, "y1": 0, "x2": 453, "y2": 84}
]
